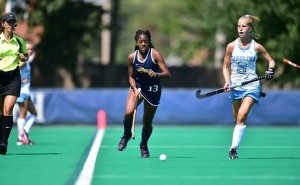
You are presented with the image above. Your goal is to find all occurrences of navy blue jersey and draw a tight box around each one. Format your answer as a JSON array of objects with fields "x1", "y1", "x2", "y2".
[{"x1": 133, "y1": 48, "x2": 161, "y2": 106}]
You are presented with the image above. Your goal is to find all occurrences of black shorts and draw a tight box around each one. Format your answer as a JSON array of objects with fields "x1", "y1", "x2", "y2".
[{"x1": 0, "y1": 67, "x2": 21, "y2": 97}]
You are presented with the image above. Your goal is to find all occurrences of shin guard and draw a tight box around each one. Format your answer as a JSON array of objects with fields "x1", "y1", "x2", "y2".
[
  {"x1": 140, "y1": 127, "x2": 153, "y2": 146},
  {"x1": 123, "y1": 117, "x2": 133, "y2": 137},
  {"x1": 2, "y1": 116, "x2": 13, "y2": 144},
  {"x1": 0, "y1": 116, "x2": 3, "y2": 141}
]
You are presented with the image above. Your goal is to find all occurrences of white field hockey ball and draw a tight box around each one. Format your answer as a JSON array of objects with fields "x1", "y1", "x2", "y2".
[{"x1": 159, "y1": 154, "x2": 167, "y2": 161}]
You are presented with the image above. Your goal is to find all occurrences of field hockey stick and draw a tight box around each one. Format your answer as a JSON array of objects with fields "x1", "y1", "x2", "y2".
[
  {"x1": 131, "y1": 97, "x2": 138, "y2": 140},
  {"x1": 283, "y1": 58, "x2": 300, "y2": 69},
  {"x1": 196, "y1": 76, "x2": 265, "y2": 99}
]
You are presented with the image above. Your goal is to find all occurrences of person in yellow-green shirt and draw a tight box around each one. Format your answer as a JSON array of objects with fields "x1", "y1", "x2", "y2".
[{"x1": 0, "y1": 12, "x2": 28, "y2": 155}]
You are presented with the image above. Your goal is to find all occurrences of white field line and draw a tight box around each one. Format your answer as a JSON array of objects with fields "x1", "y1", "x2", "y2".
[
  {"x1": 75, "y1": 129, "x2": 105, "y2": 185},
  {"x1": 93, "y1": 174, "x2": 300, "y2": 180},
  {"x1": 100, "y1": 145, "x2": 300, "y2": 149}
]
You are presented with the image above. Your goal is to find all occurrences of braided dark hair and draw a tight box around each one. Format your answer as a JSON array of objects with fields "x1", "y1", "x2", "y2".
[{"x1": 134, "y1": 29, "x2": 154, "y2": 50}]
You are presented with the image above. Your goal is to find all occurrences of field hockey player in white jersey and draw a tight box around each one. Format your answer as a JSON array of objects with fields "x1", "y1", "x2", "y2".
[
  {"x1": 222, "y1": 15, "x2": 275, "y2": 159},
  {"x1": 16, "y1": 42, "x2": 37, "y2": 145}
]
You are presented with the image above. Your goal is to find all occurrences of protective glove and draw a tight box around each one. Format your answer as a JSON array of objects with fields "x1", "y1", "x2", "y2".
[{"x1": 265, "y1": 67, "x2": 274, "y2": 80}]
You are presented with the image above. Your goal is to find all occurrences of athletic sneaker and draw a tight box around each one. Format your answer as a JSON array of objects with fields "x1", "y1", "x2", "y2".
[
  {"x1": 16, "y1": 138, "x2": 35, "y2": 146},
  {"x1": 16, "y1": 133, "x2": 29, "y2": 146},
  {"x1": 140, "y1": 145, "x2": 150, "y2": 158},
  {"x1": 25, "y1": 131, "x2": 35, "y2": 145},
  {"x1": 229, "y1": 148, "x2": 238, "y2": 159},
  {"x1": 16, "y1": 139, "x2": 24, "y2": 146},
  {"x1": 0, "y1": 143, "x2": 7, "y2": 155},
  {"x1": 118, "y1": 135, "x2": 131, "y2": 151}
]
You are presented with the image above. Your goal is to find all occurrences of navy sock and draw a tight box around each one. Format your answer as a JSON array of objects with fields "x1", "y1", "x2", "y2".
[
  {"x1": 140, "y1": 127, "x2": 153, "y2": 146},
  {"x1": 2, "y1": 116, "x2": 13, "y2": 144},
  {"x1": 123, "y1": 116, "x2": 132, "y2": 138},
  {"x1": 0, "y1": 116, "x2": 3, "y2": 141}
]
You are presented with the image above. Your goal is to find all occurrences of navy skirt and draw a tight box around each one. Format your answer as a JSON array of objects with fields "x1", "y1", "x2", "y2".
[{"x1": 0, "y1": 67, "x2": 21, "y2": 97}]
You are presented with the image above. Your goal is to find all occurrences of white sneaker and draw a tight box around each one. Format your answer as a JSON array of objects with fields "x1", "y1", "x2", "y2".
[{"x1": 16, "y1": 133, "x2": 29, "y2": 146}]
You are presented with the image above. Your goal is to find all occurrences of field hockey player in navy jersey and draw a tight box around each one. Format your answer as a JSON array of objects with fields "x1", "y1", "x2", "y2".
[{"x1": 118, "y1": 29, "x2": 171, "y2": 158}]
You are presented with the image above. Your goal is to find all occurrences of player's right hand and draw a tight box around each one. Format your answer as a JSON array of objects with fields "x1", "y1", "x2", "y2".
[{"x1": 224, "y1": 83, "x2": 231, "y2": 92}]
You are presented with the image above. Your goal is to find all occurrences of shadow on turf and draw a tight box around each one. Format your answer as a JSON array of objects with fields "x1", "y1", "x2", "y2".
[
  {"x1": 7, "y1": 153, "x2": 62, "y2": 156},
  {"x1": 131, "y1": 156, "x2": 197, "y2": 159},
  {"x1": 243, "y1": 157, "x2": 300, "y2": 159},
  {"x1": 167, "y1": 156, "x2": 197, "y2": 159}
]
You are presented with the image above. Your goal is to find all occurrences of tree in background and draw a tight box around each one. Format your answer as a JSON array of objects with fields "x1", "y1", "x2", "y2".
[
  {"x1": 117, "y1": 0, "x2": 300, "y2": 89},
  {"x1": 1, "y1": 0, "x2": 299, "y2": 88},
  {"x1": 30, "y1": 0, "x2": 103, "y2": 88},
  {"x1": 4, "y1": 0, "x2": 103, "y2": 88}
]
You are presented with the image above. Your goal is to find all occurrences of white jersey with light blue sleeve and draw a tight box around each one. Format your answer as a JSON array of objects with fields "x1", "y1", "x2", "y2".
[
  {"x1": 231, "y1": 38, "x2": 259, "y2": 91},
  {"x1": 20, "y1": 61, "x2": 31, "y2": 82},
  {"x1": 16, "y1": 61, "x2": 31, "y2": 103}
]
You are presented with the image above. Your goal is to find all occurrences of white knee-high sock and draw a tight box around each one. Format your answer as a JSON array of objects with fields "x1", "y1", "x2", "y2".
[
  {"x1": 17, "y1": 118, "x2": 26, "y2": 139},
  {"x1": 230, "y1": 125, "x2": 246, "y2": 150},
  {"x1": 24, "y1": 115, "x2": 36, "y2": 134}
]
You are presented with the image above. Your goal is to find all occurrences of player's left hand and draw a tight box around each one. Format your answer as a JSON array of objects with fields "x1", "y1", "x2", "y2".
[{"x1": 265, "y1": 67, "x2": 274, "y2": 80}]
